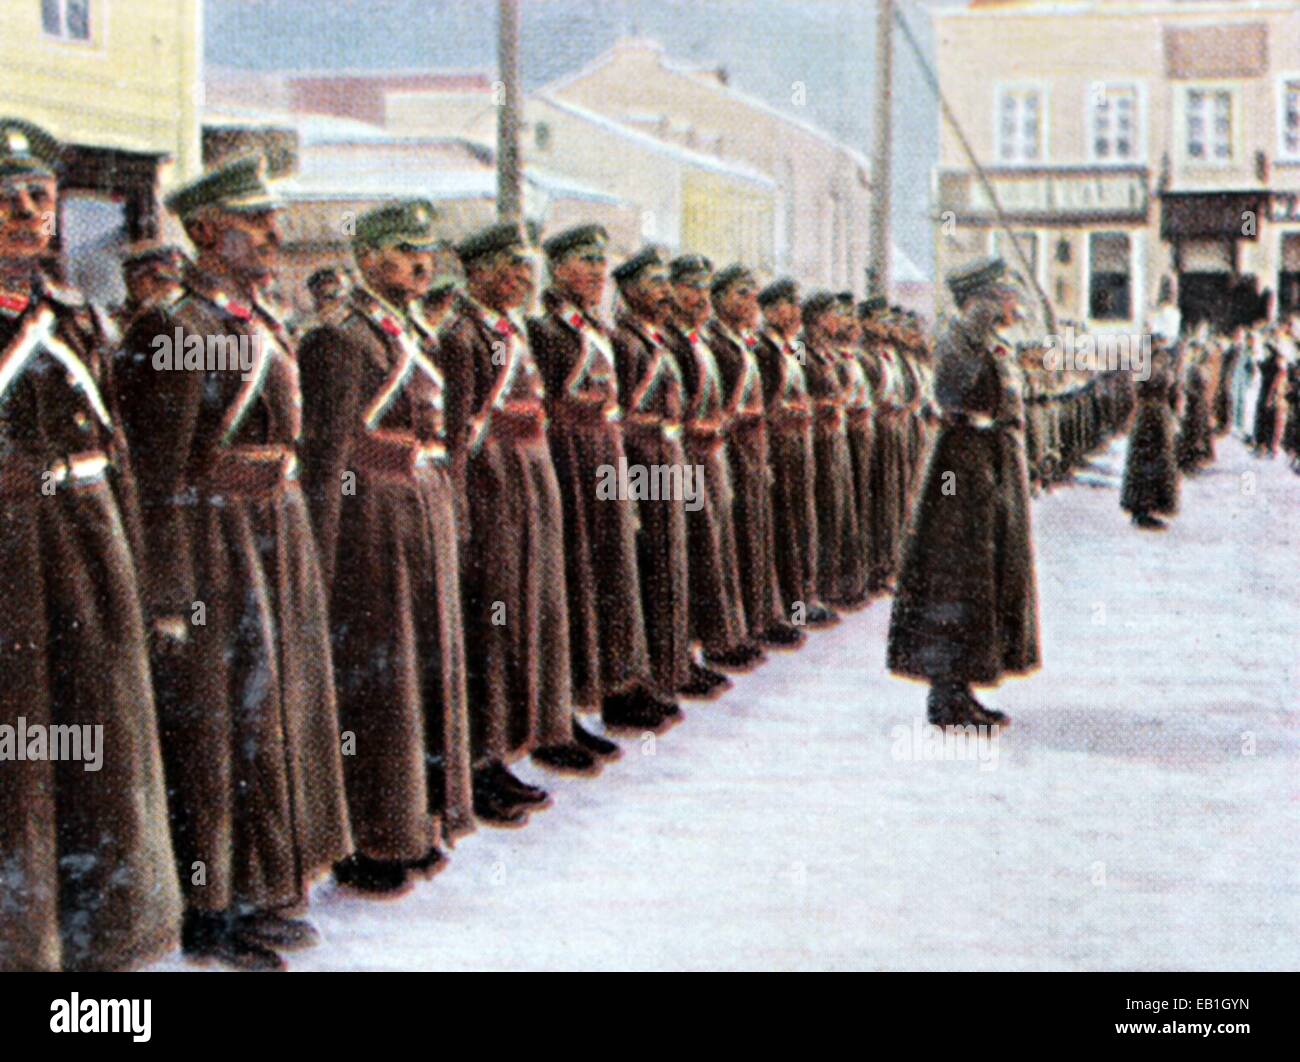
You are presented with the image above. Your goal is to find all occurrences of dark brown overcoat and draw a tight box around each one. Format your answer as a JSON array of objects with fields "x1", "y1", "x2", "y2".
[
  {"x1": 117, "y1": 267, "x2": 352, "y2": 916},
  {"x1": 0, "y1": 280, "x2": 180, "y2": 971},
  {"x1": 756, "y1": 330, "x2": 818, "y2": 618},
  {"x1": 887, "y1": 319, "x2": 1040, "y2": 685},
  {"x1": 1120, "y1": 353, "x2": 1181, "y2": 516},
  {"x1": 436, "y1": 295, "x2": 574, "y2": 761},
  {"x1": 707, "y1": 320, "x2": 784, "y2": 639},
  {"x1": 805, "y1": 337, "x2": 860, "y2": 606},
  {"x1": 297, "y1": 288, "x2": 474, "y2": 859},
  {"x1": 666, "y1": 321, "x2": 748, "y2": 655},
  {"x1": 529, "y1": 289, "x2": 654, "y2": 705},
  {"x1": 612, "y1": 312, "x2": 692, "y2": 695}
]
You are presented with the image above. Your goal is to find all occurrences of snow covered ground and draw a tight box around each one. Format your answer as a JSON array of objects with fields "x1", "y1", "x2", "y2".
[{"x1": 155, "y1": 434, "x2": 1299, "y2": 971}]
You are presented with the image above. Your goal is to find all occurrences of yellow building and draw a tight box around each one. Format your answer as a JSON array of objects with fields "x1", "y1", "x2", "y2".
[
  {"x1": 932, "y1": 0, "x2": 1300, "y2": 332},
  {"x1": 543, "y1": 39, "x2": 872, "y2": 292},
  {"x1": 0, "y1": 0, "x2": 202, "y2": 251}
]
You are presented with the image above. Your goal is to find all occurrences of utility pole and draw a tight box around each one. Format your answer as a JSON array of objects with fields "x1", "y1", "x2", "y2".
[
  {"x1": 868, "y1": 0, "x2": 893, "y2": 299},
  {"x1": 497, "y1": 0, "x2": 523, "y2": 223}
]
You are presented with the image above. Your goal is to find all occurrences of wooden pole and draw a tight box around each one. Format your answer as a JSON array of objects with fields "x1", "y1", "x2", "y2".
[
  {"x1": 497, "y1": 0, "x2": 523, "y2": 223},
  {"x1": 868, "y1": 0, "x2": 894, "y2": 299}
]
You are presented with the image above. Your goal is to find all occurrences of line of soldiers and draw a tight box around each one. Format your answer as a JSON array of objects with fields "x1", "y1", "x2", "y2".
[
  {"x1": 1023, "y1": 366, "x2": 1135, "y2": 493},
  {"x1": 2, "y1": 129, "x2": 1111, "y2": 973}
]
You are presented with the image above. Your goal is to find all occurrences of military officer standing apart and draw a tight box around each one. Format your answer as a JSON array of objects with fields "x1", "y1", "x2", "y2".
[
  {"x1": 611, "y1": 247, "x2": 695, "y2": 711},
  {"x1": 755, "y1": 278, "x2": 836, "y2": 628},
  {"x1": 664, "y1": 254, "x2": 757, "y2": 678},
  {"x1": 117, "y1": 156, "x2": 352, "y2": 970},
  {"x1": 297, "y1": 201, "x2": 475, "y2": 895},
  {"x1": 707, "y1": 264, "x2": 803, "y2": 651},
  {"x1": 887, "y1": 258, "x2": 1039, "y2": 726},
  {"x1": 437, "y1": 222, "x2": 599, "y2": 828},
  {"x1": 0, "y1": 119, "x2": 181, "y2": 972},
  {"x1": 529, "y1": 224, "x2": 679, "y2": 735}
]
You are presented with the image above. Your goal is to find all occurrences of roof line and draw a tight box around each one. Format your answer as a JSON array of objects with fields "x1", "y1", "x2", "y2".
[
  {"x1": 532, "y1": 91, "x2": 778, "y2": 187},
  {"x1": 540, "y1": 38, "x2": 871, "y2": 173}
]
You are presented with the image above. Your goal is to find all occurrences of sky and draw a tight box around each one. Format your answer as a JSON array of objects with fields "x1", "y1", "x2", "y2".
[{"x1": 204, "y1": 0, "x2": 967, "y2": 278}]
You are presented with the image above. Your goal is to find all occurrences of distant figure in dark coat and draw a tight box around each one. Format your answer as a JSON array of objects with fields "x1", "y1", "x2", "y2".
[
  {"x1": 1120, "y1": 339, "x2": 1181, "y2": 529},
  {"x1": 1252, "y1": 340, "x2": 1285, "y2": 457}
]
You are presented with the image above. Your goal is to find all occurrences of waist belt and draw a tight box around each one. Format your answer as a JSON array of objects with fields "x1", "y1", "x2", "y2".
[
  {"x1": 769, "y1": 405, "x2": 813, "y2": 433},
  {"x1": 490, "y1": 403, "x2": 548, "y2": 441},
  {"x1": 202, "y1": 445, "x2": 298, "y2": 500},
  {"x1": 813, "y1": 403, "x2": 846, "y2": 433},
  {"x1": 944, "y1": 411, "x2": 997, "y2": 431},
  {"x1": 550, "y1": 398, "x2": 620, "y2": 430},
  {"x1": 353, "y1": 432, "x2": 447, "y2": 481},
  {"x1": 684, "y1": 419, "x2": 724, "y2": 439},
  {"x1": 1, "y1": 449, "x2": 110, "y2": 497},
  {"x1": 625, "y1": 414, "x2": 683, "y2": 441}
]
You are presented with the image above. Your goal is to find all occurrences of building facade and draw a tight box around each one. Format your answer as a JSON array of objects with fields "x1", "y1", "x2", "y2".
[
  {"x1": 0, "y1": 0, "x2": 202, "y2": 239},
  {"x1": 932, "y1": 0, "x2": 1300, "y2": 332},
  {"x1": 541, "y1": 39, "x2": 873, "y2": 292}
]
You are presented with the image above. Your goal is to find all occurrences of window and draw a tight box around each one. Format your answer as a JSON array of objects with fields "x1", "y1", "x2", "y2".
[
  {"x1": 1184, "y1": 87, "x2": 1233, "y2": 162},
  {"x1": 534, "y1": 122, "x2": 551, "y2": 152},
  {"x1": 1089, "y1": 233, "x2": 1132, "y2": 321},
  {"x1": 997, "y1": 87, "x2": 1043, "y2": 163},
  {"x1": 1090, "y1": 84, "x2": 1139, "y2": 162},
  {"x1": 42, "y1": 0, "x2": 91, "y2": 41},
  {"x1": 1282, "y1": 78, "x2": 1300, "y2": 159}
]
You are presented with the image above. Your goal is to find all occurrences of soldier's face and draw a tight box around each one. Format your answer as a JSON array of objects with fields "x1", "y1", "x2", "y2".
[
  {"x1": 363, "y1": 244, "x2": 435, "y2": 302},
  {"x1": 625, "y1": 267, "x2": 674, "y2": 324},
  {"x1": 0, "y1": 174, "x2": 56, "y2": 264},
  {"x1": 715, "y1": 281, "x2": 760, "y2": 331},
  {"x1": 551, "y1": 249, "x2": 606, "y2": 309},
  {"x1": 199, "y1": 208, "x2": 281, "y2": 287},
  {"x1": 125, "y1": 263, "x2": 180, "y2": 307},
  {"x1": 672, "y1": 280, "x2": 711, "y2": 324},
  {"x1": 477, "y1": 249, "x2": 533, "y2": 311},
  {"x1": 764, "y1": 298, "x2": 800, "y2": 335}
]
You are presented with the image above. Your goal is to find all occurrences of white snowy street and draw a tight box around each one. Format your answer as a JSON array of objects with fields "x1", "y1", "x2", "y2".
[{"x1": 156, "y1": 434, "x2": 1299, "y2": 972}]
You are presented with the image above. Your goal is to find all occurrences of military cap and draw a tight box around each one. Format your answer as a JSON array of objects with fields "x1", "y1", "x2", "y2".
[
  {"x1": 946, "y1": 255, "x2": 1009, "y2": 303},
  {"x1": 710, "y1": 263, "x2": 757, "y2": 297},
  {"x1": 758, "y1": 277, "x2": 799, "y2": 307},
  {"x1": 835, "y1": 290, "x2": 855, "y2": 305},
  {"x1": 670, "y1": 254, "x2": 713, "y2": 284},
  {"x1": 801, "y1": 289, "x2": 838, "y2": 323},
  {"x1": 165, "y1": 155, "x2": 280, "y2": 221},
  {"x1": 858, "y1": 294, "x2": 888, "y2": 319},
  {"x1": 0, "y1": 119, "x2": 61, "y2": 179},
  {"x1": 122, "y1": 242, "x2": 184, "y2": 273},
  {"x1": 456, "y1": 221, "x2": 528, "y2": 267},
  {"x1": 353, "y1": 199, "x2": 439, "y2": 250},
  {"x1": 613, "y1": 245, "x2": 667, "y2": 284},
  {"x1": 542, "y1": 223, "x2": 609, "y2": 261}
]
